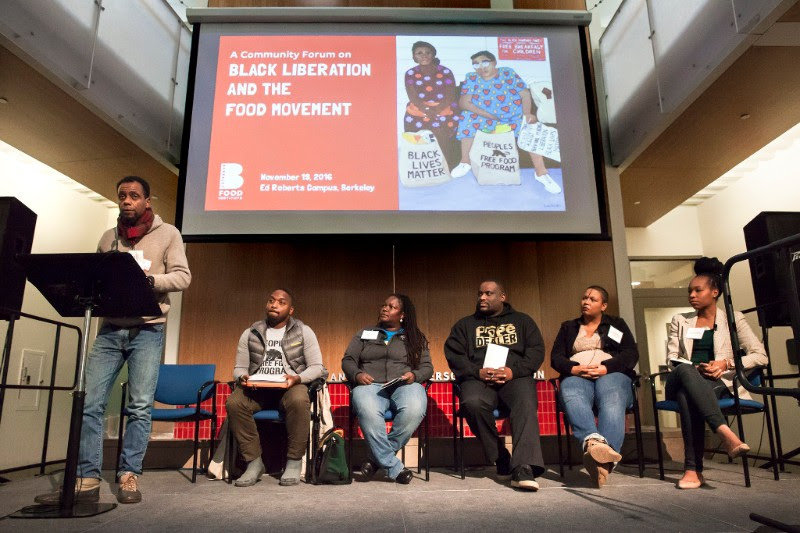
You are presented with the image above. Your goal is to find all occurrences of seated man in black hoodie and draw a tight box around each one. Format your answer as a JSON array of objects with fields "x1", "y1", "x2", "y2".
[{"x1": 444, "y1": 280, "x2": 545, "y2": 491}]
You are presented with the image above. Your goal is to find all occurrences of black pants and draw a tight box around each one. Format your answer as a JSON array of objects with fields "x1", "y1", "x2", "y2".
[
  {"x1": 459, "y1": 377, "x2": 545, "y2": 477},
  {"x1": 665, "y1": 364, "x2": 729, "y2": 472}
]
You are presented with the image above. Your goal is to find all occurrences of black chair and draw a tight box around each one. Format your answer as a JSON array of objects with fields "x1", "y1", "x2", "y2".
[
  {"x1": 224, "y1": 378, "x2": 325, "y2": 484},
  {"x1": 346, "y1": 382, "x2": 430, "y2": 481},
  {"x1": 552, "y1": 376, "x2": 645, "y2": 478},
  {"x1": 116, "y1": 363, "x2": 217, "y2": 483},
  {"x1": 649, "y1": 367, "x2": 779, "y2": 486},
  {"x1": 451, "y1": 381, "x2": 511, "y2": 480}
]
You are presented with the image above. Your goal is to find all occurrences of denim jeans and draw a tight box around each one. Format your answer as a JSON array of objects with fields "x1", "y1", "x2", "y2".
[
  {"x1": 351, "y1": 382, "x2": 427, "y2": 480},
  {"x1": 559, "y1": 373, "x2": 633, "y2": 453},
  {"x1": 78, "y1": 322, "x2": 164, "y2": 479}
]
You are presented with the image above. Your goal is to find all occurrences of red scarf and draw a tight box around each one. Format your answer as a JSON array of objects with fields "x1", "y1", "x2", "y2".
[{"x1": 118, "y1": 208, "x2": 154, "y2": 245}]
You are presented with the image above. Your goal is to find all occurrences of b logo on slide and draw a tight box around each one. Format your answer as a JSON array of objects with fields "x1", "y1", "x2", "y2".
[{"x1": 218, "y1": 163, "x2": 244, "y2": 200}]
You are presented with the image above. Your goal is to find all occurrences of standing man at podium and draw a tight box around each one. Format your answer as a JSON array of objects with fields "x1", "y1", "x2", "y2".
[{"x1": 36, "y1": 176, "x2": 191, "y2": 505}]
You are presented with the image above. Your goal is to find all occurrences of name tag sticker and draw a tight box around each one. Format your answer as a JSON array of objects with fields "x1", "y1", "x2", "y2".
[
  {"x1": 607, "y1": 325, "x2": 623, "y2": 343},
  {"x1": 686, "y1": 327, "x2": 706, "y2": 340},
  {"x1": 361, "y1": 330, "x2": 379, "y2": 340}
]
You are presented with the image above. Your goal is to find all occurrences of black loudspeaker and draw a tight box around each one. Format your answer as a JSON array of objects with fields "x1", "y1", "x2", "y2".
[
  {"x1": 743, "y1": 211, "x2": 800, "y2": 328},
  {"x1": 0, "y1": 197, "x2": 38, "y2": 320}
]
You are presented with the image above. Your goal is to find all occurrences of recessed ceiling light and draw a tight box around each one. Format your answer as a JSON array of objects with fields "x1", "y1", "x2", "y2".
[
  {"x1": 0, "y1": 97, "x2": 8, "y2": 104},
  {"x1": 740, "y1": 113, "x2": 751, "y2": 120},
  {"x1": 634, "y1": 201, "x2": 641, "y2": 205}
]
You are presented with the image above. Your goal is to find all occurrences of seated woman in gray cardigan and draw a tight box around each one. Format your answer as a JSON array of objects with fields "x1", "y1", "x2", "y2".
[{"x1": 342, "y1": 293, "x2": 432, "y2": 485}]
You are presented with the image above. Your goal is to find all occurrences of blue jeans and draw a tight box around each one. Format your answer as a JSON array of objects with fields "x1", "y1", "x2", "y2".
[
  {"x1": 78, "y1": 323, "x2": 164, "y2": 479},
  {"x1": 351, "y1": 382, "x2": 427, "y2": 480},
  {"x1": 559, "y1": 373, "x2": 632, "y2": 453}
]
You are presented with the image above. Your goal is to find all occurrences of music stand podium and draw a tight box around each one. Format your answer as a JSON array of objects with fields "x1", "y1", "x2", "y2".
[{"x1": 11, "y1": 253, "x2": 161, "y2": 519}]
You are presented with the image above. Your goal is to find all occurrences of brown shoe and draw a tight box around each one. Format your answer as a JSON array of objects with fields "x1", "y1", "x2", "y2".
[
  {"x1": 585, "y1": 439, "x2": 622, "y2": 464},
  {"x1": 117, "y1": 472, "x2": 142, "y2": 504},
  {"x1": 583, "y1": 453, "x2": 612, "y2": 488},
  {"x1": 34, "y1": 486, "x2": 99, "y2": 505},
  {"x1": 34, "y1": 477, "x2": 100, "y2": 505}
]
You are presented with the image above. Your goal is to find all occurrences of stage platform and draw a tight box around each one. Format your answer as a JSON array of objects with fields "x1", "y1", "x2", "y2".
[{"x1": 1, "y1": 459, "x2": 798, "y2": 531}]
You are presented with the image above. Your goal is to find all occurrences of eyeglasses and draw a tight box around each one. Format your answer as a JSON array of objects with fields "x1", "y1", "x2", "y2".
[{"x1": 472, "y1": 60, "x2": 492, "y2": 69}]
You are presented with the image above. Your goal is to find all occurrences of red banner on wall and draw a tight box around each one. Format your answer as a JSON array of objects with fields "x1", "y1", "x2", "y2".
[{"x1": 497, "y1": 37, "x2": 546, "y2": 61}]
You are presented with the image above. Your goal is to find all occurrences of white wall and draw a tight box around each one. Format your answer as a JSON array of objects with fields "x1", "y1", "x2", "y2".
[
  {"x1": 0, "y1": 142, "x2": 117, "y2": 471},
  {"x1": 626, "y1": 206, "x2": 704, "y2": 257}
]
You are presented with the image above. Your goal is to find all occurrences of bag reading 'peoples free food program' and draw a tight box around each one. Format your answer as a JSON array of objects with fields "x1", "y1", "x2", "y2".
[{"x1": 469, "y1": 127, "x2": 521, "y2": 185}]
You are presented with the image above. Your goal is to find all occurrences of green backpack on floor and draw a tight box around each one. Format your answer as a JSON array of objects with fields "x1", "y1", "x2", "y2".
[{"x1": 311, "y1": 427, "x2": 352, "y2": 485}]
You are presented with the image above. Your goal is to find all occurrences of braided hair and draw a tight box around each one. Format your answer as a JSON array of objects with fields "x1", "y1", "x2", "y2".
[{"x1": 390, "y1": 293, "x2": 428, "y2": 370}]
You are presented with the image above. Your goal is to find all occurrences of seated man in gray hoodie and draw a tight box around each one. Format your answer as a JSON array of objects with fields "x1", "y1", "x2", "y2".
[{"x1": 226, "y1": 288, "x2": 327, "y2": 487}]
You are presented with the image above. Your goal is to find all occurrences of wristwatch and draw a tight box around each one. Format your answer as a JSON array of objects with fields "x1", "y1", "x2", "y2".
[{"x1": 146, "y1": 275, "x2": 155, "y2": 288}]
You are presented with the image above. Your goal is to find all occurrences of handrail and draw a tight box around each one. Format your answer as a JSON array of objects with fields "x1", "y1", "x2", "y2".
[
  {"x1": 722, "y1": 232, "x2": 800, "y2": 399},
  {"x1": 0, "y1": 308, "x2": 82, "y2": 391},
  {"x1": 0, "y1": 308, "x2": 83, "y2": 475}
]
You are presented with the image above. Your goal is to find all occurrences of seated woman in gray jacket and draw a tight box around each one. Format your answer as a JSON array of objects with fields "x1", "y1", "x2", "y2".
[
  {"x1": 666, "y1": 257, "x2": 767, "y2": 489},
  {"x1": 342, "y1": 294, "x2": 432, "y2": 484}
]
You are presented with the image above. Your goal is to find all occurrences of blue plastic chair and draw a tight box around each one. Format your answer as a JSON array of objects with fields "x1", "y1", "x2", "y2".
[
  {"x1": 649, "y1": 367, "x2": 778, "y2": 486},
  {"x1": 116, "y1": 364, "x2": 217, "y2": 483},
  {"x1": 451, "y1": 381, "x2": 511, "y2": 480}
]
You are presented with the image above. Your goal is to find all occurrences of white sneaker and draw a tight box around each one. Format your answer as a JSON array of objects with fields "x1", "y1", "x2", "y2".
[
  {"x1": 535, "y1": 173, "x2": 561, "y2": 194},
  {"x1": 451, "y1": 162, "x2": 471, "y2": 178}
]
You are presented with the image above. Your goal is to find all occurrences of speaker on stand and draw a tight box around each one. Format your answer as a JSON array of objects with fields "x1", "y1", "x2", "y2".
[{"x1": 742, "y1": 211, "x2": 800, "y2": 472}]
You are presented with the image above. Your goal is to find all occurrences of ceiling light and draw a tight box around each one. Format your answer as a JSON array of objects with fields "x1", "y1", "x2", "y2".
[
  {"x1": 0, "y1": 97, "x2": 8, "y2": 104},
  {"x1": 739, "y1": 113, "x2": 750, "y2": 120}
]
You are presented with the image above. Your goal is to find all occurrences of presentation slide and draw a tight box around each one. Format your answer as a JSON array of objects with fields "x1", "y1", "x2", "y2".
[
  {"x1": 206, "y1": 34, "x2": 564, "y2": 213},
  {"x1": 180, "y1": 20, "x2": 603, "y2": 237}
]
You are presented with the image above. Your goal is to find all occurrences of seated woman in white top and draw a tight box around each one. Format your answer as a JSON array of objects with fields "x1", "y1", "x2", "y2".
[{"x1": 666, "y1": 257, "x2": 767, "y2": 489}]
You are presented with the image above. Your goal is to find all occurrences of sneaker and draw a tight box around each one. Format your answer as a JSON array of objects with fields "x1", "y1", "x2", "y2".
[
  {"x1": 34, "y1": 478, "x2": 100, "y2": 505},
  {"x1": 510, "y1": 465, "x2": 539, "y2": 491},
  {"x1": 451, "y1": 162, "x2": 472, "y2": 178},
  {"x1": 117, "y1": 472, "x2": 141, "y2": 504},
  {"x1": 535, "y1": 173, "x2": 561, "y2": 194},
  {"x1": 495, "y1": 447, "x2": 512, "y2": 480}
]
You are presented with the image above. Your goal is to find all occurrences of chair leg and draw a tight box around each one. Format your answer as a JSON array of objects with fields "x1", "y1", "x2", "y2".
[
  {"x1": 763, "y1": 402, "x2": 779, "y2": 481},
  {"x1": 192, "y1": 418, "x2": 201, "y2": 483},
  {"x1": 633, "y1": 404, "x2": 645, "y2": 478},
  {"x1": 424, "y1": 408, "x2": 430, "y2": 481},
  {"x1": 452, "y1": 409, "x2": 458, "y2": 474},
  {"x1": 556, "y1": 401, "x2": 564, "y2": 478},
  {"x1": 348, "y1": 410, "x2": 354, "y2": 473},
  {"x1": 565, "y1": 412, "x2": 573, "y2": 471},
  {"x1": 733, "y1": 410, "x2": 751, "y2": 487},
  {"x1": 653, "y1": 407, "x2": 665, "y2": 481},
  {"x1": 226, "y1": 422, "x2": 234, "y2": 484},
  {"x1": 459, "y1": 415, "x2": 465, "y2": 480}
]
